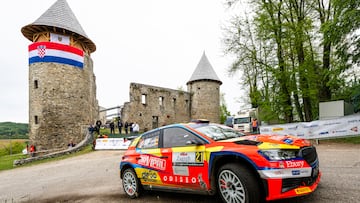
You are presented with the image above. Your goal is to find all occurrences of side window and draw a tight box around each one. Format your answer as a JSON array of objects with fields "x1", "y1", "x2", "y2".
[
  {"x1": 163, "y1": 127, "x2": 204, "y2": 148},
  {"x1": 137, "y1": 130, "x2": 160, "y2": 149}
]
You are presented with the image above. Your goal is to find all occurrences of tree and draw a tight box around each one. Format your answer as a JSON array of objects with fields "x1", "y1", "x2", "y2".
[
  {"x1": 223, "y1": 0, "x2": 360, "y2": 123},
  {"x1": 220, "y1": 93, "x2": 231, "y2": 124}
]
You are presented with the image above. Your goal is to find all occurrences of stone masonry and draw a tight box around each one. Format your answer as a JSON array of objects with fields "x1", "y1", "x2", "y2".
[
  {"x1": 29, "y1": 55, "x2": 98, "y2": 151},
  {"x1": 22, "y1": 0, "x2": 98, "y2": 151},
  {"x1": 121, "y1": 83, "x2": 191, "y2": 131},
  {"x1": 121, "y1": 52, "x2": 222, "y2": 132}
]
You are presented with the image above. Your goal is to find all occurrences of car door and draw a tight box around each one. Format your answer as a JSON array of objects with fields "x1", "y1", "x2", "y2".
[
  {"x1": 159, "y1": 127, "x2": 209, "y2": 190},
  {"x1": 134, "y1": 130, "x2": 165, "y2": 185}
]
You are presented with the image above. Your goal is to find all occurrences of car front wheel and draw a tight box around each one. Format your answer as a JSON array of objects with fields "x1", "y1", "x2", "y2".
[
  {"x1": 217, "y1": 163, "x2": 261, "y2": 203},
  {"x1": 122, "y1": 168, "x2": 141, "y2": 198}
]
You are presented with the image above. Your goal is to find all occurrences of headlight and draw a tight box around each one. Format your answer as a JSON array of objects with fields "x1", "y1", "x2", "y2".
[{"x1": 259, "y1": 149, "x2": 298, "y2": 161}]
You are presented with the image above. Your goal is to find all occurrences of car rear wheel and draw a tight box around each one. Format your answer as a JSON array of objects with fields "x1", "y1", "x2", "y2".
[
  {"x1": 217, "y1": 163, "x2": 261, "y2": 203},
  {"x1": 122, "y1": 168, "x2": 141, "y2": 198}
]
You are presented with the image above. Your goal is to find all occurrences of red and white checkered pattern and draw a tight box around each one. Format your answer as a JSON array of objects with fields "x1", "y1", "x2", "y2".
[{"x1": 37, "y1": 45, "x2": 46, "y2": 58}]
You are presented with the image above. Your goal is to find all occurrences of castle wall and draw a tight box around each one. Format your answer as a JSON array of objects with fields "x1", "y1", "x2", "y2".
[
  {"x1": 121, "y1": 83, "x2": 191, "y2": 132},
  {"x1": 29, "y1": 53, "x2": 98, "y2": 150},
  {"x1": 187, "y1": 80, "x2": 220, "y2": 123}
]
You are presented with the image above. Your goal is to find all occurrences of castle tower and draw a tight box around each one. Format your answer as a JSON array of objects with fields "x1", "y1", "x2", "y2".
[
  {"x1": 187, "y1": 52, "x2": 222, "y2": 123},
  {"x1": 21, "y1": 0, "x2": 98, "y2": 150}
]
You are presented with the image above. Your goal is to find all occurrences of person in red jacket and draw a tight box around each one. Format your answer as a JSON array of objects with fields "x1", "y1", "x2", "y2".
[
  {"x1": 252, "y1": 118, "x2": 258, "y2": 133},
  {"x1": 29, "y1": 144, "x2": 36, "y2": 157}
]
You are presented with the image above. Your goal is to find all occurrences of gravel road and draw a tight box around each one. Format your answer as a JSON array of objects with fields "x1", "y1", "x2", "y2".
[{"x1": 0, "y1": 143, "x2": 359, "y2": 203}]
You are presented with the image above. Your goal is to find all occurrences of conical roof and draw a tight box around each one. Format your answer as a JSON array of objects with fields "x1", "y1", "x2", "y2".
[
  {"x1": 187, "y1": 52, "x2": 222, "y2": 85},
  {"x1": 21, "y1": 0, "x2": 96, "y2": 52}
]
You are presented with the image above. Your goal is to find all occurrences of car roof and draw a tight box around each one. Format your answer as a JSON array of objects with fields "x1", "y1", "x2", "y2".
[{"x1": 140, "y1": 121, "x2": 212, "y2": 135}]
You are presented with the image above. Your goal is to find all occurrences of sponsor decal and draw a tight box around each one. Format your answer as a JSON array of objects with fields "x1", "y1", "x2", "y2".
[
  {"x1": 137, "y1": 155, "x2": 166, "y2": 171},
  {"x1": 324, "y1": 122, "x2": 341, "y2": 126},
  {"x1": 173, "y1": 166, "x2": 189, "y2": 176},
  {"x1": 332, "y1": 130, "x2": 347, "y2": 133},
  {"x1": 301, "y1": 124, "x2": 319, "y2": 128},
  {"x1": 285, "y1": 160, "x2": 305, "y2": 168},
  {"x1": 198, "y1": 174, "x2": 207, "y2": 189},
  {"x1": 319, "y1": 131, "x2": 329, "y2": 135},
  {"x1": 95, "y1": 138, "x2": 131, "y2": 150},
  {"x1": 351, "y1": 127, "x2": 358, "y2": 132},
  {"x1": 162, "y1": 175, "x2": 198, "y2": 184},
  {"x1": 292, "y1": 170, "x2": 300, "y2": 175},
  {"x1": 295, "y1": 187, "x2": 312, "y2": 194},
  {"x1": 141, "y1": 170, "x2": 158, "y2": 182},
  {"x1": 283, "y1": 138, "x2": 293, "y2": 144},
  {"x1": 272, "y1": 128, "x2": 284, "y2": 132},
  {"x1": 288, "y1": 126, "x2": 298, "y2": 130},
  {"x1": 172, "y1": 152, "x2": 204, "y2": 166}
]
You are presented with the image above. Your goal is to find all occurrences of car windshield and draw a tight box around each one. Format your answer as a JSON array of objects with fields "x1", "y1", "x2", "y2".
[{"x1": 194, "y1": 124, "x2": 246, "y2": 141}]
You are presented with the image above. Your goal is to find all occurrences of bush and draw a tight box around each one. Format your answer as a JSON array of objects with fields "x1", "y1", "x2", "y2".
[{"x1": 0, "y1": 141, "x2": 26, "y2": 156}]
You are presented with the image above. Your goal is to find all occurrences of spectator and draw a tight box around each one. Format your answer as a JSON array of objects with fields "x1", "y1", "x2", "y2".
[
  {"x1": 129, "y1": 122, "x2": 133, "y2": 133},
  {"x1": 110, "y1": 121, "x2": 115, "y2": 134},
  {"x1": 117, "y1": 120, "x2": 123, "y2": 134},
  {"x1": 67, "y1": 141, "x2": 76, "y2": 148},
  {"x1": 29, "y1": 144, "x2": 36, "y2": 157},
  {"x1": 88, "y1": 124, "x2": 95, "y2": 134},
  {"x1": 95, "y1": 120, "x2": 102, "y2": 135},
  {"x1": 124, "y1": 121, "x2": 129, "y2": 134},
  {"x1": 132, "y1": 122, "x2": 140, "y2": 134},
  {"x1": 252, "y1": 118, "x2": 258, "y2": 133}
]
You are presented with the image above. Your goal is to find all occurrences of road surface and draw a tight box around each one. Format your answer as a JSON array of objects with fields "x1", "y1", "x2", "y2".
[{"x1": 0, "y1": 143, "x2": 359, "y2": 203}]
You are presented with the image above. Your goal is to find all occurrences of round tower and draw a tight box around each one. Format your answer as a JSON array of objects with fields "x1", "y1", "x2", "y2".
[
  {"x1": 21, "y1": 0, "x2": 98, "y2": 150},
  {"x1": 187, "y1": 52, "x2": 222, "y2": 123}
]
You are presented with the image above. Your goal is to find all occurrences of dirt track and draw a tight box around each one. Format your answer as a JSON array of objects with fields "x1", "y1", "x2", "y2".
[{"x1": 0, "y1": 143, "x2": 359, "y2": 203}]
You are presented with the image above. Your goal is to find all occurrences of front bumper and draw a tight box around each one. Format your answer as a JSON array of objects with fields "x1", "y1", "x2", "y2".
[{"x1": 264, "y1": 171, "x2": 321, "y2": 201}]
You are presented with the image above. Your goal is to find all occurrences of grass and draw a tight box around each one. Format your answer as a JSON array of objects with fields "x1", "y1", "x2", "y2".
[
  {"x1": 0, "y1": 153, "x2": 28, "y2": 170},
  {"x1": 320, "y1": 136, "x2": 360, "y2": 144},
  {"x1": 0, "y1": 144, "x2": 94, "y2": 171}
]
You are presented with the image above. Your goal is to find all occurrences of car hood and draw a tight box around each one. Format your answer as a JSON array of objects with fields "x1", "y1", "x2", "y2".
[{"x1": 220, "y1": 134, "x2": 311, "y2": 148}]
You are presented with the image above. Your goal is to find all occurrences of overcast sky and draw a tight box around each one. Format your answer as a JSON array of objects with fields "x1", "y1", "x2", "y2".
[{"x1": 0, "y1": 0, "x2": 247, "y2": 123}]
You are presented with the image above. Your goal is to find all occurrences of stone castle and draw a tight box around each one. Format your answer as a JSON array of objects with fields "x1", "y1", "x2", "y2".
[
  {"x1": 21, "y1": 0, "x2": 98, "y2": 151},
  {"x1": 21, "y1": 0, "x2": 222, "y2": 150},
  {"x1": 121, "y1": 52, "x2": 222, "y2": 132}
]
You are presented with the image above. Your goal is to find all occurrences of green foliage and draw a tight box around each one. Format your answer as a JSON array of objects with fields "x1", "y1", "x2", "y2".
[
  {"x1": 329, "y1": 0, "x2": 360, "y2": 66},
  {"x1": 220, "y1": 93, "x2": 231, "y2": 124},
  {"x1": 0, "y1": 141, "x2": 27, "y2": 156},
  {"x1": 0, "y1": 122, "x2": 28, "y2": 137},
  {"x1": 222, "y1": 0, "x2": 360, "y2": 124}
]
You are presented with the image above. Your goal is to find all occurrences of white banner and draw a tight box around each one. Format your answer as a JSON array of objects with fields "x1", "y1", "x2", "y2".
[
  {"x1": 95, "y1": 138, "x2": 131, "y2": 150},
  {"x1": 260, "y1": 114, "x2": 360, "y2": 139}
]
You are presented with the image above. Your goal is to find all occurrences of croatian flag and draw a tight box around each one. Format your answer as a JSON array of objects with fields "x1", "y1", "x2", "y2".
[{"x1": 29, "y1": 42, "x2": 84, "y2": 68}]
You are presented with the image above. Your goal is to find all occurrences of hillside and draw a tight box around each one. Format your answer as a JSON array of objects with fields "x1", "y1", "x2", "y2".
[{"x1": 0, "y1": 122, "x2": 28, "y2": 138}]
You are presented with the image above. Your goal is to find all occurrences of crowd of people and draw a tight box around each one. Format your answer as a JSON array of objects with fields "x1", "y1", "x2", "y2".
[{"x1": 88, "y1": 119, "x2": 140, "y2": 135}]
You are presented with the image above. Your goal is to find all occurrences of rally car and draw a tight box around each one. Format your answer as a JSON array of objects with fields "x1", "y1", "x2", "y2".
[{"x1": 119, "y1": 120, "x2": 321, "y2": 203}]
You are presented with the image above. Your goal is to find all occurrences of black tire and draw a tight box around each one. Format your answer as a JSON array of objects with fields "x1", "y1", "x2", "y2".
[
  {"x1": 217, "y1": 163, "x2": 261, "y2": 203},
  {"x1": 122, "y1": 168, "x2": 141, "y2": 198}
]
